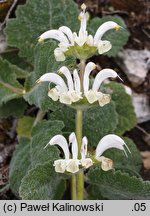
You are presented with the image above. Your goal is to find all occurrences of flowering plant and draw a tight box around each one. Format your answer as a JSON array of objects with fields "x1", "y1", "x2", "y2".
[
  {"x1": 35, "y1": 3, "x2": 131, "y2": 199},
  {"x1": 2, "y1": 0, "x2": 149, "y2": 201}
]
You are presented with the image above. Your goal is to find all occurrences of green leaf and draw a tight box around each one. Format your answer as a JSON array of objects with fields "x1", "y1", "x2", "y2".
[
  {"x1": 88, "y1": 16, "x2": 130, "y2": 57},
  {"x1": 0, "y1": 57, "x2": 24, "y2": 105},
  {"x1": 1, "y1": 51, "x2": 33, "y2": 74},
  {"x1": 50, "y1": 101, "x2": 118, "y2": 146},
  {"x1": 109, "y1": 82, "x2": 137, "y2": 135},
  {"x1": 19, "y1": 162, "x2": 66, "y2": 200},
  {"x1": 24, "y1": 82, "x2": 60, "y2": 111},
  {"x1": 9, "y1": 137, "x2": 31, "y2": 195},
  {"x1": 0, "y1": 98, "x2": 27, "y2": 118},
  {"x1": 23, "y1": 41, "x2": 75, "y2": 111},
  {"x1": 9, "y1": 120, "x2": 64, "y2": 195},
  {"x1": 5, "y1": 0, "x2": 79, "y2": 62},
  {"x1": 83, "y1": 102, "x2": 118, "y2": 146},
  {"x1": 87, "y1": 168, "x2": 150, "y2": 200},
  {"x1": 104, "y1": 137, "x2": 142, "y2": 173},
  {"x1": 16, "y1": 116, "x2": 35, "y2": 138}
]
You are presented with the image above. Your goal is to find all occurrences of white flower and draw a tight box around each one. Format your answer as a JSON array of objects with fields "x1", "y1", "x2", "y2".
[
  {"x1": 45, "y1": 133, "x2": 130, "y2": 173},
  {"x1": 37, "y1": 61, "x2": 121, "y2": 107},
  {"x1": 45, "y1": 132, "x2": 92, "y2": 173},
  {"x1": 83, "y1": 65, "x2": 119, "y2": 106},
  {"x1": 44, "y1": 133, "x2": 80, "y2": 173},
  {"x1": 95, "y1": 134, "x2": 131, "y2": 171},
  {"x1": 36, "y1": 66, "x2": 82, "y2": 105},
  {"x1": 38, "y1": 4, "x2": 121, "y2": 61}
]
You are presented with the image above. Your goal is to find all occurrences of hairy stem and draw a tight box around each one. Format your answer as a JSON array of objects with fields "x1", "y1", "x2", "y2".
[
  {"x1": 71, "y1": 174, "x2": 77, "y2": 200},
  {"x1": 33, "y1": 110, "x2": 46, "y2": 127},
  {"x1": 79, "y1": 59, "x2": 86, "y2": 92},
  {"x1": 76, "y1": 59, "x2": 85, "y2": 200}
]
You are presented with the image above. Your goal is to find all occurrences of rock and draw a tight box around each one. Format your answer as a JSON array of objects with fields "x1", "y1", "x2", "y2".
[
  {"x1": 117, "y1": 49, "x2": 150, "y2": 87},
  {"x1": 123, "y1": 85, "x2": 150, "y2": 123},
  {"x1": 132, "y1": 93, "x2": 150, "y2": 123},
  {"x1": 141, "y1": 151, "x2": 150, "y2": 170}
]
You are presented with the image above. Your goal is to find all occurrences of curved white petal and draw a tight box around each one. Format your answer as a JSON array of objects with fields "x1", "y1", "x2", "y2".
[
  {"x1": 39, "y1": 30, "x2": 69, "y2": 43},
  {"x1": 54, "y1": 159, "x2": 68, "y2": 173},
  {"x1": 92, "y1": 69, "x2": 118, "y2": 91},
  {"x1": 73, "y1": 69, "x2": 81, "y2": 93},
  {"x1": 66, "y1": 159, "x2": 80, "y2": 173},
  {"x1": 59, "y1": 26, "x2": 74, "y2": 44},
  {"x1": 83, "y1": 62, "x2": 96, "y2": 92},
  {"x1": 97, "y1": 40, "x2": 112, "y2": 54},
  {"x1": 80, "y1": 158, "x2": 93, "y2": 168},
  {"x1": 95, "y1": 134, "x2": 130, "y2": 158},
  {"x1": 46, "y1": 135, "x2": 70, "y2": 160},
  {"x1": 54, "y1": 48, "x2": 66, "y2": 61},
  {"x1": 94, "y1": 21, "x2": 120, "y2": 45},
  {"x1": 48, "y1": 88, "x2": 59, "y2": 101},
  {"x1": 38, "y1": 73, "x2": 68, "y2": 92},
  {"x1": 81, "y1": 136, "x2": 88, "y2": 159},
  {"x1": 59, "y1": 66, "x2": 74, "y2": 91},
  {"x1": 69, "y1": 132, "x2": 78, "y2": 160}
]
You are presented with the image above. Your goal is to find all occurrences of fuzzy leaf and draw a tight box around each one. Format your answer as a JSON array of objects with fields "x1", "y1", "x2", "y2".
[
  {"x1": 0, "y1": 98, "x2": 27, "y2": 118},
  {"x1": 16, "y1": 116, "x2": 35, "y2": 138},
  {"x1": 19, "y1": 162, "x2": 66, "y2": 200},
  {"x1": 9, "y1": 120, "x2": 64, "y2": 195},
  {"x1": 0, "y1": 57, "x2": 24, "y2": 105},
  {"x1": 24, "y1": 82, "x2": 60, "y2": 111},
  {"x1": 5, "y1": 0, "x2": 79, "y2": 62},
  {"x1": 109, "y1": 82, "x2": 137, "y2": 135},
  {"x1": 87, "y1": 168, "x2": 150, "y2": 200},
  {"x1": 50, "y1": 102, "x2": 118, "y2": 146},
  {"x1": 2, "y1": 51, "x2": 32, "y2": 74},
  {"x1": 9, "y1": 137, "x2": 31, "y2": 195},
  {"x1": 23, "y1": 41, "x2": 75, "y2": 111},
  {"x1": 88, "y1": 16, "x2": 129, "y2": 57}
]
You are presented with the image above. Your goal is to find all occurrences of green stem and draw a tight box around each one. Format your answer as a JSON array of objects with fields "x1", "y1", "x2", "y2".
[
  {"x1": 33, "y1": 110, "x2": 46, "y2": 127},
  {"x1": 79, "y1": 59, "x2": 86, "y2": 92},
  {"x1": 75, "y1": 59, "x2": 86, "y2": 200},
  {"x1": 76, "y1": 109, "x2": 84, "y2": 200},
  {"x1": 71, "y1": 174, "x2": 77, "y2": 200}
]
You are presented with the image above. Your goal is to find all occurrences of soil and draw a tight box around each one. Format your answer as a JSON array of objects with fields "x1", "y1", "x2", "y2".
[{"x1": 0, "y1": 0, "x2": 150, "y2": 199}]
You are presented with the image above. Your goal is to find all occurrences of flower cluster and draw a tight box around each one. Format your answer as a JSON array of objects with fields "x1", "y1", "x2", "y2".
[
  {"x1": 45, "y1": 133, "x2": 130, "y2": 174},
  {"x1": 37, "y1": 4, "x2": 131, "y2": 176},
  {"x1": 38, "y1": 4, "x2": 121, "y2": 61},
  {"x1": 37, "y1": 62, "x2": 120, "y2": 106}
]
